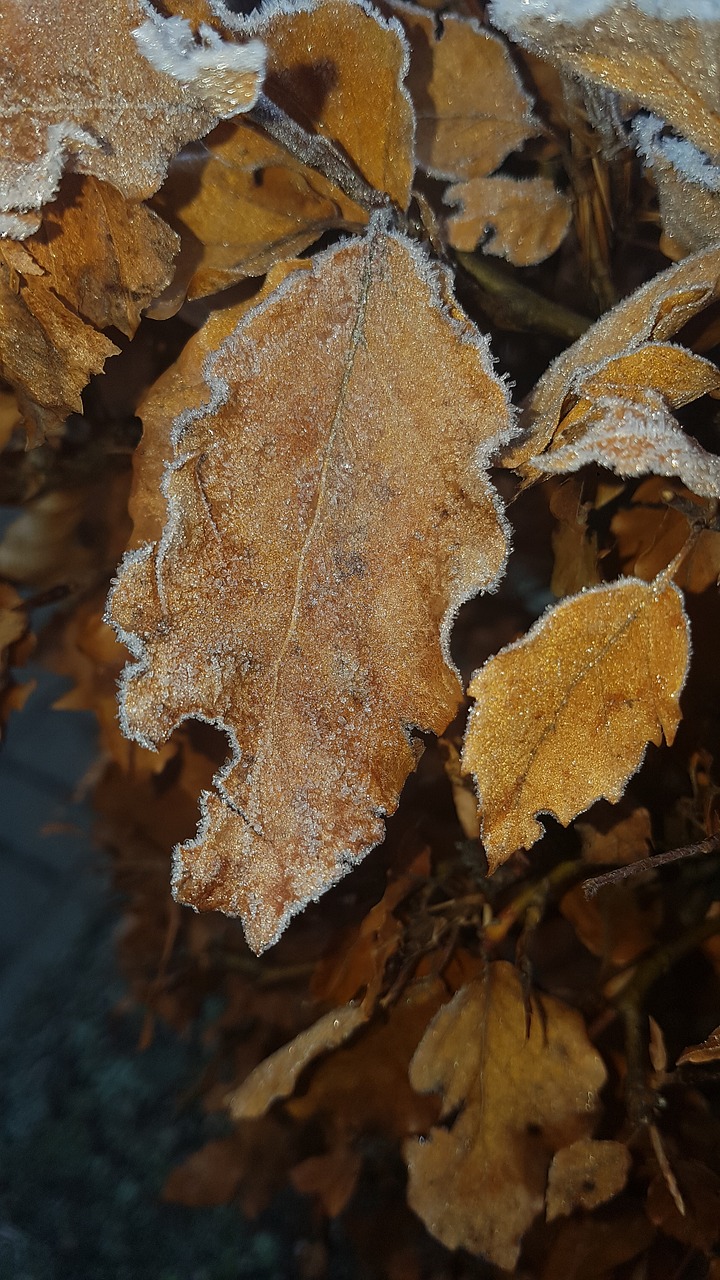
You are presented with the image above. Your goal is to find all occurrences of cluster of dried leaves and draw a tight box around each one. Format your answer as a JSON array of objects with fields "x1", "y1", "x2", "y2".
[{"x1": 3, "y1": 0, "x2": 720, "y2": 1274}]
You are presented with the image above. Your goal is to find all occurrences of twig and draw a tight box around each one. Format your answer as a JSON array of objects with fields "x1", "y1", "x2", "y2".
[
  {"x1": 250, "y1": 93, "x2": 392, "y2": 217},
  {"x1": 584, "y1": 833, "x2": 720, "y2": 898},
  {"x1": 455, "y1": 250, "x2": 592, "y2": 342}
]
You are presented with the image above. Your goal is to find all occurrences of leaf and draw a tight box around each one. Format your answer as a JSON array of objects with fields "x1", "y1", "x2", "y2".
[
  {"x1": 633, "y1": 114, "x2": 720, "y2": 257},
  {"x1": 109, "y1": 221, "x2": 514, "y2": 952},
  {"x1": 549, "y1": 477, "x2": 602, "y2": 598},
  {"x1": 384, "y1": 2, "x2": 537, "y2": 181},
  {"x1": 461, "y1": 578, "x2": 690, "y2": 871},
  {"x1": 404, "y1": 963, "x2": 607, "y2": 1268},
  {"x1": 546, "y1": 1139, "x2": 631, "y2": 1220},
  {"x1": 0, "y1": 580, "x2": 33, "y2": 740},
  {"x1": 290, "y1": 1147, "x2": 363, "y2": 1217},
  {"x1": 0, "y1": 0, "x2": 264, "y2": 228},
  {"x1": 677, "y1": 1024, "x2": 720, "y2": 1066},
  {"x1": 490, "y1": 0, "x2": 720, "y2": 162},
  {"x1": 223, "y1": 0, "x2": 415, "y2": 208},
  {"x1": 447, "y1": 175, "x2": 571, "y2": 267},
  {"x1": 530, "y1": 388, "x2": 720, "y2": 500},
  {"x1": 505, "y1": 242, "x2": 720, "y2": 470},
  {"x1": 151, "y1": 122, "x2": 365, "y2": 304},
  {"x1": 227, "y1": 1003, "x2": 368, "y2": 1120},
  {"x1": 611, "y1": 477, "x2": 720, "y2": 594},
  {"x1": 0, "y1": 176, "x2": 179, "y2": 439}
]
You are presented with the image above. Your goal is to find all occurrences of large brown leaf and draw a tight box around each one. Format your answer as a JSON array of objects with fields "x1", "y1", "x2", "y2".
[
  {"x1": 462, "y1": 577, "x2": 690, "y2": 871},
  {"x1": 109, "y1": 221, "x2": 513, "y2": 952},
  {"x1": 404, "y1": 963, "x2": 607, "y2": 1268},
  {"x1": 0, "y1": 0, "x2": 264, "y2": 232}
]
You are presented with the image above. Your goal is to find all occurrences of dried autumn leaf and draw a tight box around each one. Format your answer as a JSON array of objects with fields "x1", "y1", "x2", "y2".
[
  {"x1": 633, "y1": 115, "x2": 720, "y2": 256},
  {"x1": 490, "y1": 0, "x2": 720, "y2": 162},
  {"x1": 24, "y1": 175, "x2": 179, "y2": 338},
  {"x1": 151, "y1": 122, "x2": 364, "y2": 303},
  {"x1": 384, "y1": 2, "x2": 536, "y2": 181},
  {"x1": 0, "y1": 581, "x2": 32, "y2": 740},
  {"x1": 462, "y1": 578, "x2": 690, "y2": 871},
  {"x1": 290, "y1": 1147, "x2": 363, "y2": 1217},
  {"x1": 506, "y1": 242, "x2": 720, "y2": 469},
  {"x1": 0, "y1": 0, "x2": 264, "y2": 230},
  {"x1": 227, "y1": 1003, "x2": 368, "y2": 1120},
  {"x1": 677, "y1": 1024, "x2": 720, "y2": 1066},
  {"x1": 612, "y1": 477, "x2": 720, "y2": 593},
  {"x1": 404, "y1": 963, "x2": 607, "y2": 1268},
  {"x1": 0, "y1": 176, "x2": 179, "y2": 437},
  {"x1": 546, "y1": 1139, "x2": 631, "y2": 1220},
  {"x1": 110, "y1": 222, "x2": 513, "y2": 952},
  {"x1": 531, "y1": 389, "x2": 720, "y2": 501},
  {"x1": 221, "y1": 0, "x2": 415, "y2": 208},
  {"x1": 549, "y1": 477, "x2": 602, "y2": 598},
  {"x1": 447, "y1": 175, "x2": 571, "y2": 267}
]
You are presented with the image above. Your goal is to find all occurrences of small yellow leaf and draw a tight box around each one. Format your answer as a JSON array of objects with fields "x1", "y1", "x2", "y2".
[
  {"x1": 546, "y1": 1139, "x2": 631, "y2": 1221},
  {"x1": 462, "y1": 578, "x2": 690, "y2": 870},
  {"x1": 404, "y1": 963, "x2": 607, "y2": 1268}
]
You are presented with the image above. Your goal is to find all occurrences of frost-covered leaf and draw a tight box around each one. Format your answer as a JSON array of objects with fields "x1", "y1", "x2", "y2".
[
  {"x1": 0, "y1": 176, "x2": 179, "y2": 439},
  {"x1": 109, "y1": 221, "x2": 513, "y2": 952},
  {"x1": 489, "y1": 0, "x2": 720, "y2": 163},
  {"x1": 151, "y1": 123, "x2": 364, "y2": 304},
  {"x1": 404, "y1": 963, "x2": 607, "y2": 1268},
  {"x1": 633, "y1": 114, "x2": 720, "y2": 256},
  {"x1": 216, "y1": 0, "x2": 416, "y2": 209},
  {"x1": 531, "y1": 389, "x2": 720, "y2": 500},
  {"x1": 227, "y1": 1003, "x2": 368, "y2": 1119},
  {"x1": 546, "y1": 1140, "x2": 631, "y2": 1221},
  {"x1": 0, "y1": 0, "x2": 264, "y2": 228},
  {"x1": 506, "y1": 243, "x2": 720, "y2": 470},
  {"x1": 384, "y1": 2, "x2": 536, "y2": 181},
  {"x1": 447, "y1": 174, "x2": 571, "y2": 266},
  {"x1": 462, "y1": 578, "x2": 690, "y2": 871}
]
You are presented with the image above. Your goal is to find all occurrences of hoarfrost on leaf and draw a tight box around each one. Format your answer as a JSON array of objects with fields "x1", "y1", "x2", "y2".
[{"x1": 108, "y1": 219, "x2": 515, "y2": 953}]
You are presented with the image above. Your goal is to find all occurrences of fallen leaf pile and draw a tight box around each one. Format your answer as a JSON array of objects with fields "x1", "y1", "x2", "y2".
[{"x1": 2, "y1": 0, "x2": 720, "y2": 1273}]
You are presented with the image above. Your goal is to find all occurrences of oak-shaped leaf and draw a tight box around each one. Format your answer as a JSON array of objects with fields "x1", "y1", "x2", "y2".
[
  {"x1": 462, "y1": 577, "x2": 690, "y2": 871},
  {"x1": 404, "y1": 962, "x2": 607, "y2": 1268},
  {"x1": 0, "y1": 0, "x2": 264, "y2": 232},
  {"x1": 109, "y1": 221, "x2": 514, "y2": 952}
]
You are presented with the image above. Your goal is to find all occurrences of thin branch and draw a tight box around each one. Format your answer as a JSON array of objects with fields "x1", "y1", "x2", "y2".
[{"x1": 584, "y1": 833, "x2": 720, "y2": 898}]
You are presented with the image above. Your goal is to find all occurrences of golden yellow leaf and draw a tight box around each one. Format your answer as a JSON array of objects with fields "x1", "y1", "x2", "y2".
[
  {"x1": 109, "y1": 222, "x2": 513, "y2": 951},
  {"x1": 227, "y1": 1003, "x2": 368, "y2": 1120},
  {"x1": 491, "y1": 1, "x2": 720, "y2": 161},
  {"x1": 0, "y1": 0, "x2": 264, "y2": 230},
  {"x1": 385, "y1": 3, "x2": 536, "y2": 180},
  {"x1": 447, "y1": 174, "x2": 571, "y2": 266},
  {"x1": 633, "y1": 115, "x2": 720, "y2": 256},
  {"x1": 404, "y1": 963, "x2": 607, "y2": 1268},
  {"x1": 546, "y1": 1139, "x2": 631, "y2": 1221},
  {"x1": 462, "y1": 578, "x2": 690, "y2": 871},
  {"x1": 506, "y1": 242, "x2": 720, "y2": 470}
]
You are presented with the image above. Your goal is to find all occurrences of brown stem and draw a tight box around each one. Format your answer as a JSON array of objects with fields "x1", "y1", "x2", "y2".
[{"x1": 584, "y1": 833, "x2": 720, "y2": 898}]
